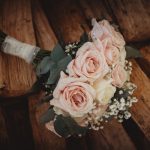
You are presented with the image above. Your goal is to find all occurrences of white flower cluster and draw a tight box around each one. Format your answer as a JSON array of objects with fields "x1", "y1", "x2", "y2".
[{"x1": 79, "y1": 61, "x2": 138, "y2": 130}]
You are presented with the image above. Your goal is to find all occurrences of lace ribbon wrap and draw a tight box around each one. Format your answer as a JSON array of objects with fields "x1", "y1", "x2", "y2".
[{"x1": 1, "y1": 36, "x2": 40, "y2": 63}]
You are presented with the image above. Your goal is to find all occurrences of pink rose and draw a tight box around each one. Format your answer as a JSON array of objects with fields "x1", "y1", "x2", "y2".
[
  {"x1": 111, "y1": 64, "x2": 127, "y2": 87},
  {"x1": 94, "y1": 39, "x2": 120, "y2": 65},
  {"x1": 91, "y1": 19, "x2": 125, "y2": 50},
  {"x1": 67, "y1": 42, "x2": 109, "y2": 83},
  {"x1": 104, "y1": 45, "x2": 120, "y2": 65},
  {"x1": 50, "y1": 72, "x2": 96, "y2": 117}
]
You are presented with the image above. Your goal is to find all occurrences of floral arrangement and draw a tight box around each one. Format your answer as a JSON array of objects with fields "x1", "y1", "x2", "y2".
[{"x1": 0, "y1": 19, "x2": 141, "y2": 138}]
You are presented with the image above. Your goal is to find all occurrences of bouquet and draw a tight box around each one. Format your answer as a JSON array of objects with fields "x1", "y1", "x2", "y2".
[{"x1": 0, "y1": 19, "x2": 141, "y2": 138}]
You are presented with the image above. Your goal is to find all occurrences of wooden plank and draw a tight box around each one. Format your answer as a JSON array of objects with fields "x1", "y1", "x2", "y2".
[
  {"x1": 105, "y1": 0, "x2": 150, "y2": 42},
  {"x1": 0, "y1": 0, "x2": 36, "y2": 97},
  {"x1": 0, "y1": 0, "x2": 40, "y2": 149},
  {"x1": 43, "y1": 0, "x2": 88, "y2": 43},
  {"x1": 32, "y1": 0, "x2": 57, "y2": 50},
  {"x1": 29, "y1": 1, "x2": 66, "y2": 149},
  {"x1": 137, "y1": 45, "x2": 150, "y2": 78},
  {"x1": 78, "y1": 0, "x2": 113, "y2": 22},
  {"x1": 130, "y1": 60, "x2": 150, "y2": 140},
  {"x1": 87, "y1": 120, "x2": 137, "y2": 150},
  {"x1": 43, "y1": 0, "x2": 136, "y2": 149}
]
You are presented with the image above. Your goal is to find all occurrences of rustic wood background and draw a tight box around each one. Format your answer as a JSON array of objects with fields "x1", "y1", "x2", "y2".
[{"x1": 0, "y1": 0, "x2": 150, "y2": 149}]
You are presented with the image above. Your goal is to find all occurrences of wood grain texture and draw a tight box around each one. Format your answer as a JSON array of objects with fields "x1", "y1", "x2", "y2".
[
  {"x1": 137, "y1": 45, "x2": 150, "y2": 78},
  {"x1": 43, "y1": 0, "x2": 136, "y2": 149},
  {"x1": 0, "y1": 0, "x2": 36, "y2": 97},
  {"x1": 130, "y1": 60, "x2": 150, "y2": 140},
  {"x1": 87, "y1": 120, "x2": 136, "y2": 150},
  {"x1": 32, "y1": 0, "x2": 57, "y2": 50},
  {"x1": 78, "y1": 0, "x2": 113, "y2": 22},
  {"x1": 29, "y1": 1, "x2": 66, "y2": 149},
  {"x1": 105, "y1": 0, "x2": 150, "y2": 42},
  {"x1": 43, "y1": 0, "x2": 89, "y2": 43}
]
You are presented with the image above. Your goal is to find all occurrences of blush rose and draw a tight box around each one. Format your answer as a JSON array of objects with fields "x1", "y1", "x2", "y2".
[
  {"x1": 111, "y1": 64, "x2": 127, "y2": 87},
  {"x1": 91, "y1": 19, "x2": 125, "y2": 50},
  {"x1": 67, "y1": 42, "x2": 109, "y2": 83},
  {"x1": 50, "y1": 72, "x2": 96, "y2": 118}
]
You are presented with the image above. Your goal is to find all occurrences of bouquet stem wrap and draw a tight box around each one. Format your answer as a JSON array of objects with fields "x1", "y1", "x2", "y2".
[{"x1": 0, "y1": 31, "x2": 40, "y2": 63}]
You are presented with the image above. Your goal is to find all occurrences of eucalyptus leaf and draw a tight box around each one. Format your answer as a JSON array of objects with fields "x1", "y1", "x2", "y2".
[
  {"x1": 40, "y1": 108, "x2": 55, "y2": 124},
  {"x1": 47, "y1": 55, "x2": 72, "y2": 85},
  {"x1": 57, "y1": 55, "x2": 72, "y2": 70},
  {"x1": 36, "y1": 56, "x2": 55, "y2": 76},
  {"x1": 125, "y1": 46, "x2": 142, "y2": 59},
  {"x1": 51, "y1": 43, "x2": 66, "y2": 62},
  {"x1": 54, "y1": 115, "x2": 87, "y2": 138},
  {"x1": 46, "y1": 67, "x2": 59, "y2": 85}
]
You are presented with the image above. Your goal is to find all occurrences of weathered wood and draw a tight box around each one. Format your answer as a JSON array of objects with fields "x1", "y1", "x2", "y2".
[
  {"x1": 137, "y1": 45, "x2": 150, "y2": 78},
  {"x1": 43, "y1": 0, "x2": 136, "y2": 149},
  {"x1": 29, "y1": 1, "x2": 66, "y2": 149},
  {"x1": 105, "y1": 0, "x2": 150, "y2": 42},
  {"x1": 78, "y1": 0, "x2": 113, "y2": 22},
  {"x1": 32, "y1": 0, "x2": 57, "y2": 50},
  {"x1": 0, "y1": 0, "x2": 36, "y2": 97},
  {"x1": 130, "y1": 60, "x2": 150, "y2": 140},
  {"x1": 43, "y1": 0, "x2": 89, "y2": 43},
  {"x1": 87, "y1": 120, "x2": 136, "y2": 150}
]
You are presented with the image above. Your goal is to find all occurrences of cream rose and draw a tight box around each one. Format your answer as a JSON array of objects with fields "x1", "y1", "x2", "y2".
[
  {"x1": 93, "y1": 78, "x2": 116, "y2": 105},
  {"x1": 50, "y1": 72, "x2": 96, "y2": 118},
  {"x1": 112, "y1": 64, "x2": 127, "y2": 87},
  {"x1": 67, "y1": 42, "x2": 109, "y2": 83},
  {"x1": 91, "y1": 19, "x2": 125, "y2": 50}
]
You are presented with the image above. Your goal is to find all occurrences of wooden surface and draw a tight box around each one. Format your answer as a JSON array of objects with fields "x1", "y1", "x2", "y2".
[
  {"x1": 0, "y1": 0, "x2": 36, "y2": 97},
  {"x1": 0, "y1": 0, "x2": 150, "y2": 149}
]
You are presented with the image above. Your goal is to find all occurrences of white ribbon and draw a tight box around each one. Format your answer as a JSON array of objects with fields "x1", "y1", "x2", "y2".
[{"x1": 2, "y1": 36, "x2": 40, "y2": 63}]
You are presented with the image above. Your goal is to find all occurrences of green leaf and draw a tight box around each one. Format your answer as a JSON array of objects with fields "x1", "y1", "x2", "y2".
[
  {"x1": 125, "y1": 46, "x2": 142, "y2": 59},
  {"x1": 46, "y1": 67, "x2": 59, "y2": 85},
  {"x1": 57, "y1": 55, "x2": 72, "y2": 70},
  {"x1": 40, "y1": 108, "x2": 55, "y2": 124},
  {"x1": 47, "y1": 55, "x2": 72, "y2": 84},
  {"x1": 36, "y1": 56, "x2": 56, "y2": 76},
  {"x1": 51, "y1": 43, "x2": 66, "y2": 62},
  {"x1": 54, "y1": 115, "x2": 87, "y2": 138}
]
